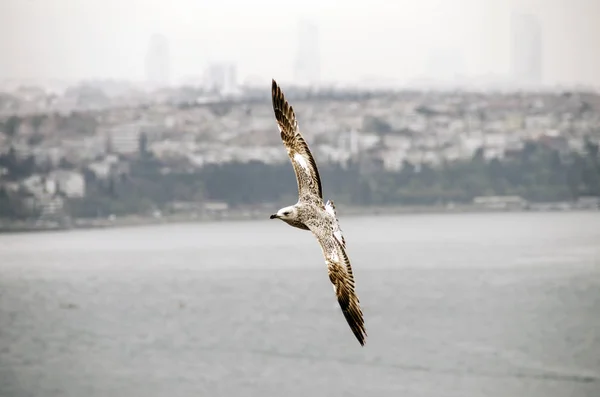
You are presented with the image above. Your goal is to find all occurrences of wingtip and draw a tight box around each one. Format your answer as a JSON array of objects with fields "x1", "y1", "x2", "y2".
[
  {"x1": 354, "y1": 332, "x2": 365, "y2": 346},
  {"x1": 271, "y1": 79, "x2": 293, "y2": 119},
  {"x1": 356, "y1": 329, "x2": 367, "y2": 346},
  {"x1": 359, "y1": 330, "x2": 367, "y2": 346},
  {"x1": 271, "y1": 79, "x2": 281, "y2": 103}
]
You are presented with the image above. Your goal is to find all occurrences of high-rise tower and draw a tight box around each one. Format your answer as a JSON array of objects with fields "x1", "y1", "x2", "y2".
[
  {"x1": 145, "y1": 33, "x2": 171, "y2": 87},
  {"x1": 293, "y1": 19, "x2": 320, "y2": 87},
  {"x1": 510, "y1": 13, "x2": 542, "y2": 86}
]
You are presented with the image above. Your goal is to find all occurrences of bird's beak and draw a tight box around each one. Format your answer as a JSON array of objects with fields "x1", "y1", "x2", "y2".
[{"x1": 269, "y1": 214, "x2": 278, "y2": 219}]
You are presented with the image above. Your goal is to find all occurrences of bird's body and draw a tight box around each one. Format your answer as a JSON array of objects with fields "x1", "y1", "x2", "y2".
[{"x1": 269, "y1": 79, "x2": 367, "y2": 346}]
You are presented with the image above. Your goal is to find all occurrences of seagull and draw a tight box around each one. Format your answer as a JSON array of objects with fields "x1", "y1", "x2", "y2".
[{"x1": 269, "y1": 79, "x2": 367, "y2": 346}]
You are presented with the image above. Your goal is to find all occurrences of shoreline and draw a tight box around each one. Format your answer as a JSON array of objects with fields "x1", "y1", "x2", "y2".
[{"x1": 0, "y1": 203, "x2": 597, "y2": 234}]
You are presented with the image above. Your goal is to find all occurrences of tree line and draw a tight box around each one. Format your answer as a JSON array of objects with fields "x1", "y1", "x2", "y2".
[{"x1": 0, "y1": 138, "x2": 599, "y2": 219}]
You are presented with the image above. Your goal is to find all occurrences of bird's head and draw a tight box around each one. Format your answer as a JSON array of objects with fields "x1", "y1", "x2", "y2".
[{"x1": 269, "y1": 205, "x2": 297, "y2": 221}]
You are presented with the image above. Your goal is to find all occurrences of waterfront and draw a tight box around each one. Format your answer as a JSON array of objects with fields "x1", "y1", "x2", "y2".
[
  {"x1": 1, "y1": 212, "x2": 599, "y2": 396},
  {"x1": 1, "y1": 201, "x2": 598, "y2": 234}
]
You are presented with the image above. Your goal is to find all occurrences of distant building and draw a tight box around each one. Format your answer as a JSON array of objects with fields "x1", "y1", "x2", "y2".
[
  {"x1": 294, "y1": 19, "x2": 320, "y2": 87},
  {"x1": 32, "y1": 146, "x2": 64, "y2": 168},
  {"x1": 22, "y1": 194, "x2": 65, "y2": 219},
  {"x1": 145, "y1": 33, "x2": 171, "y2": 87},
  {"x1": 105, "y1": 123, "x2": 143, "y2": 156},
  {"x1": 473, "y1": 195, "x2": 528, "y2": 210},
  {"x1": 9, "y1": 142, "x2": 33, "y2": 160},
  {"x1": 204, "y1": 63, "x2": 238, "y2": 95},
  {"x1": 510, "y1": 12, "x2": 543, "y2": 86},
  {"x1": 203, "y1": 201, "x2": 229, "y2": 218},
  {"x1": 337, "y1": 129, "x2": 361, "y2": 156},
  {"x1": 21, "y1": 174, "x2": 57, "y2": 197},
  {"x1": 87, "y1": 161, "x2": 112, "y2": 180},
  {"x1": 49, "y1": 170, "x2": 86, "y2": 198},
  {"x1": 39, "y1": 196, "x2": 65, "y2": 218}
]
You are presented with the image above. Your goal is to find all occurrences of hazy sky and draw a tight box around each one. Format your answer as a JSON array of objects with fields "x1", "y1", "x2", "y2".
[{"x1": 1, "y1": 0, "x2": 599, "y2": 87}]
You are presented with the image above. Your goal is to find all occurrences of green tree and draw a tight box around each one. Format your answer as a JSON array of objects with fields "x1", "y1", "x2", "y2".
[{"x1": 3, "y1": 116, "x2": 20, "y2": 138}]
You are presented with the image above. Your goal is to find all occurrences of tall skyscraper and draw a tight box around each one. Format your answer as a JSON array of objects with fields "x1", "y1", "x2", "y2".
[
  {"x1": 510, "y1": 13, "x2": 542, "y2": 87},
  {"x1": 294, "y1": 19, "x2": 320, "y2": 87},
  {"x1": 204, "y1": 62, "x2": 238, "y2": 94},
  {"x1": 145, "y1": 34, "x2": 171, "y2": 87}
]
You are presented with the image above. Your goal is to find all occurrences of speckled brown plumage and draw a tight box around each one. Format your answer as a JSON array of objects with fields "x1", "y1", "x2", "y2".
[
  {"x1": 271, "y1": 79, "x2": 323, "y2": 204},
  {"x1": 269, "y1": 79, "x2": 367, "y2": 346}
]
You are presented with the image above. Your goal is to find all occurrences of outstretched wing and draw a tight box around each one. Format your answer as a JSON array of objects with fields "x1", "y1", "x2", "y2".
[
  {"x1": 315, "y1": 230, "x2": 366, "y2": 346},
  {"x1": 271, "y1": 79, "x2": 323, "y2": 204}
]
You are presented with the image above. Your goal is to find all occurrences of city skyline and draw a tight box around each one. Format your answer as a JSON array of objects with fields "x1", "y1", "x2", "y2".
[
  {"x1": 510, "y1": 12, "x2": 543, "y2": 86},
  {"x1": 1, "y1": 0, "x2": 599, "y2": 89}
]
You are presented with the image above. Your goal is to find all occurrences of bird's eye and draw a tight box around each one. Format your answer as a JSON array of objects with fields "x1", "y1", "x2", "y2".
[{"x1": 283, "y1": 211, "x2": 290, "y2": 216}]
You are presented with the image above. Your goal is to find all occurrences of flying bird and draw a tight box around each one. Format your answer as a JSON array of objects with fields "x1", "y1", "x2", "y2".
[{"x1": 269, "y1": 79, "x2": 367, "y2": 346}]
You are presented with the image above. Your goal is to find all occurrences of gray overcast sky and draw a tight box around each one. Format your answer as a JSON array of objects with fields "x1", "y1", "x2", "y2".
[{"x1": 1, "y1": 0, "x2": 599, "y2": 87}]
